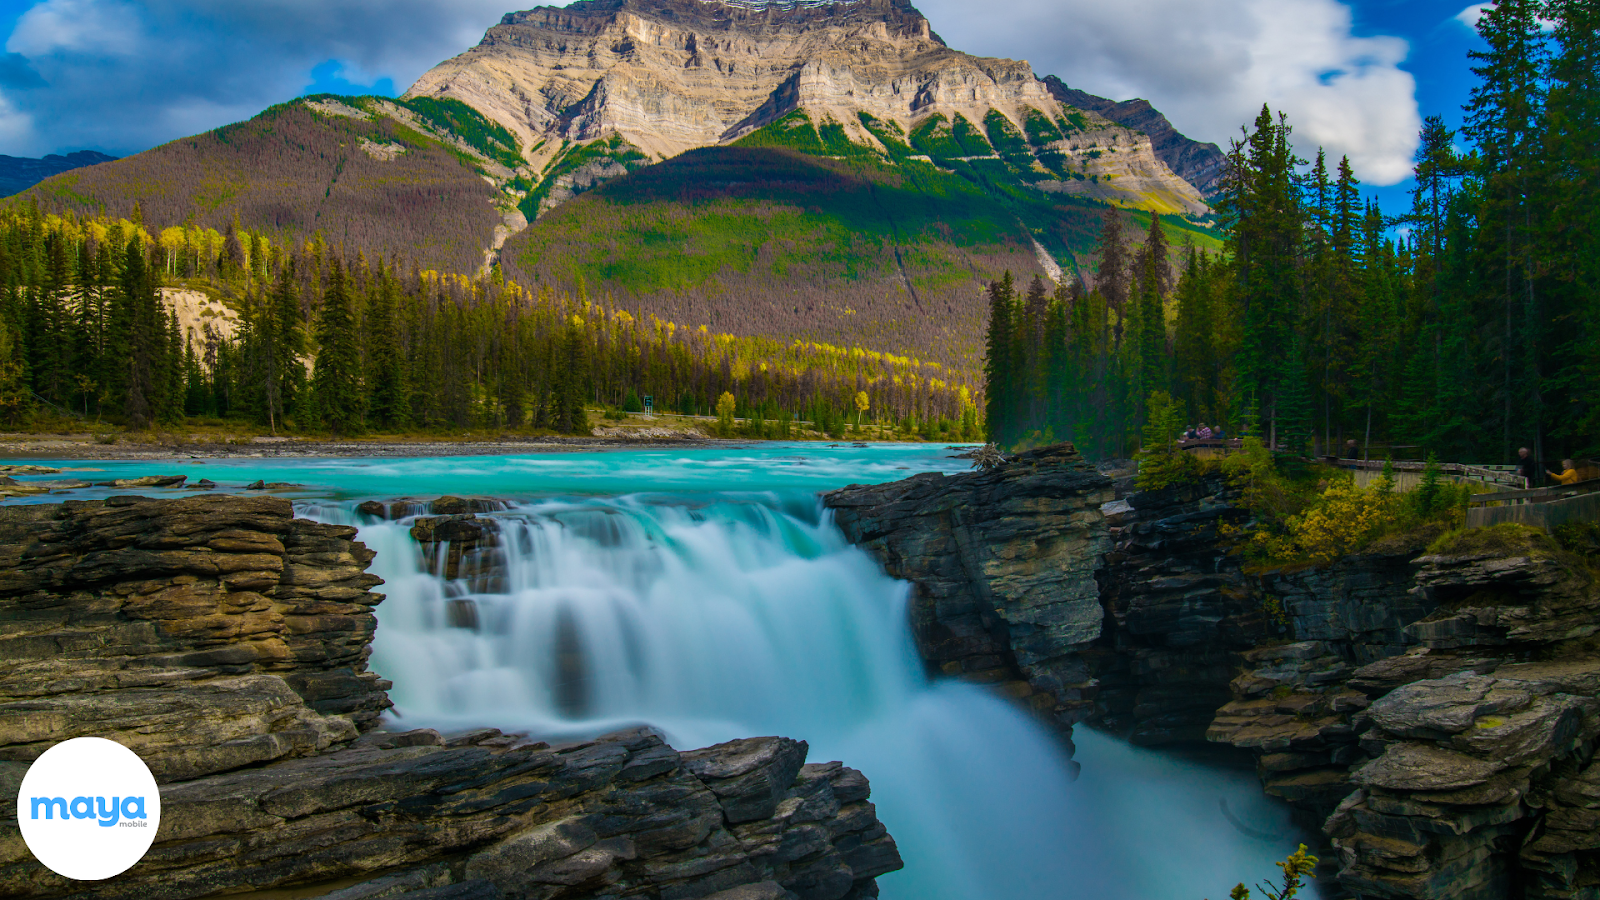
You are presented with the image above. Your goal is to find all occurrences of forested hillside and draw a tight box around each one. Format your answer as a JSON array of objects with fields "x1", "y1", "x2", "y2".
[
  {"x1": 0, "y1": 209, "x2": 979, "y2": 440},
  {"x1": 17, "y1": 98, "x2": 513, "y2": 276},
  {"x1": 985, "y1": 0, "x2": 1598, "y2": 465},
  {"x1": 503, "y1": 112, "x2": 1219, "y2": 371}
]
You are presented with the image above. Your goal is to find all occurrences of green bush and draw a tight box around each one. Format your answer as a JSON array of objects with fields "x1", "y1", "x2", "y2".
[{"x1": 1135, "y1": 391, "x2": 1203, "y2": 490}]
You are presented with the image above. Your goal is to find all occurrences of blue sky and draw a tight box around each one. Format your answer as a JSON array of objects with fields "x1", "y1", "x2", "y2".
[{"x1": 0, "y1": 0, "x2": 1490, "y2": 214}]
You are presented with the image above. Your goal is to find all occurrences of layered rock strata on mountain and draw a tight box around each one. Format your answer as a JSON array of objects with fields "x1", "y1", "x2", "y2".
[
  {"x1": 823, "y1": 444, "x2": 1114, "y2": 735},
  {"x1": 0, "y1": 495, "x2": 901, "y2": 900},
  {"x1": 407, "y1": 0, "x2": 1207, "y2": 214},
  {"x1": 1041, "y1": 76, "x2": 1225, "y2": 194}
]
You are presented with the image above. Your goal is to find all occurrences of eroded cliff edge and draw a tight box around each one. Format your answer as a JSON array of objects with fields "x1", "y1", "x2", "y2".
[
  {"x1": 824, "y1": 444, "x2": 1600, "y2": 900},
  {"x1": 0, "y1": 495, "x2": 901, "y2": 900}
]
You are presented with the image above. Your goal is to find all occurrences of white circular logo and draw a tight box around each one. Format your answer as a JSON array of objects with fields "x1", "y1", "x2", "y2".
[{"x1": 16, "y1": 737, "x2": 162, "y2": 880}]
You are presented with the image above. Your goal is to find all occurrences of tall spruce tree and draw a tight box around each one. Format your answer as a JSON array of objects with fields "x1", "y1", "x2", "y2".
[
  {"x1": 1542, "y1": 0, "x2": 1600, "y2": 453},
  {"x1": 118, "y1": 238, "x2": 159, "y2": 429},
  {"x1": 1464, "y1": 0, "x2": 1549, "y2": 460},
  {"x1": 366, "y1": 271, "x2": 406, "y2": 430},
  {"x1": 311, "y1": 259, "x2": 363, "y2": 437},
  {"x1": 983, "y1": 272, "x2": 1017, "y2": 445}
]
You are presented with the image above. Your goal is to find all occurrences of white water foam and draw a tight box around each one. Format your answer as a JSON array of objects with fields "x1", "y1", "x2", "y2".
[{"x1": 309, "y1": 495, "x2": 1302, "y2": 900}]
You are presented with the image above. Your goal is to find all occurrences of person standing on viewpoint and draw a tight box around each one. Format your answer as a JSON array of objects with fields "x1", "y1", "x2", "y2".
[
  {"x1": 1518, "y1": 447, "x2": 1540, "y2": 488},
  {"x1": 1548, "y1": 459, "x2": 1582, "y2": 486}
]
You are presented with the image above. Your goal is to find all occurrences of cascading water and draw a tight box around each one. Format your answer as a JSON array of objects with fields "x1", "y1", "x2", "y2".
[{"x1": 305, "y1": 490, "x2": 1304, "y2": 900}]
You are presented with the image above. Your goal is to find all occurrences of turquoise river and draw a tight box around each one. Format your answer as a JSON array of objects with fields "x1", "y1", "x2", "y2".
[{"x1": 4, "y1": 444, "x2": 1304, "y2": 899}]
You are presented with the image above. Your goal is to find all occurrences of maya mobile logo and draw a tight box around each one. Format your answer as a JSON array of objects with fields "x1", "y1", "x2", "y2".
[{"x1": 16, "y1": 737, "x2": 163, "y2": 880}]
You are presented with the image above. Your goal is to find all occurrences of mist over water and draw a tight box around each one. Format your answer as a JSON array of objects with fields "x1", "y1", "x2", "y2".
[
  {"x1": 9, "y1": 445, "x2": 1304, "y2": 897},
  {"x1": 309, "y1": 489, "x2": 1301, "y2": 900}
]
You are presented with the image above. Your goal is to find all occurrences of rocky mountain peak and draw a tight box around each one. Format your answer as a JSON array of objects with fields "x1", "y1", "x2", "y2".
[{"x1": 406, "y1": 0, "x2": 1207, "y2": 216}]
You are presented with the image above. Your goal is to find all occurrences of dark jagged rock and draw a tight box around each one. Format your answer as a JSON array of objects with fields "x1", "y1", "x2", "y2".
[
  {"x1": 824, "y1": 443, "x2": 1600, "y2": 899},
  {"x1": 410, "y1": 514, "x2": 505, "y2": 591},
  {"x1": 824, "y1": 444, "x2": 1114, "y2": 734},
  {"x1": 0, "y1": 495, "x2": 901, "y2": 900},
  {"x1": 1087, "y1": 474, "x2": 1265, "y2": 746},
  {"x1": 2, "y1": 725, "x2": 898, "y2": 900}
]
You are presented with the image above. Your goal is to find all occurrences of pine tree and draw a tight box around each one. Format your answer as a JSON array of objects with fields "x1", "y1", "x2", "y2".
[
  {"x1": 1464, "y1": 0, "x2": 1549, "y2": 460},
  {"x1": 268, "y1": 259, "x2": 305, "y2": 432},
  {"x1": 119, "y1": 239, "x2": 159, "y2": 429},
  {"x1": 1096, "y1": 211, "x2": 1130, "y2": 345},
  {"x1": 158, "y1": 307, "x2": 185, "y2": 426},
  {"x1": 1135, "y1": 214, "x2": 1169, "y2": 421},
  {"x1": 366, "y1": 272, "x2": 406, "y2": 430},
  {"x1": 983, "y1": 272, "x2": 1017, "y2": 445},
  {"x1": 311, "y1": 259, "x2": 363, "y2": 437},
  {"x1": 1221, "y1": 106, "x2": 1306, "y2": 446},
  {"x1": 1542, "y1": 0, "x2": 1600, "y2": 454}
]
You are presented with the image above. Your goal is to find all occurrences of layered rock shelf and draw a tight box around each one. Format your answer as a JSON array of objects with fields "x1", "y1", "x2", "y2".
[
  {"x1": 0, "y1": 495, "x2": 901, "y2": 900},
  {"x1": 826, "y1": 445, "x2": 1600, "y2": 900}
]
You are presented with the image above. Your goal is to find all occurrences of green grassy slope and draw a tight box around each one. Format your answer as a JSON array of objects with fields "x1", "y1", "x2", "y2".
[{"x1": 502, "y1": 112, "x2": 1219, "y2": 368}]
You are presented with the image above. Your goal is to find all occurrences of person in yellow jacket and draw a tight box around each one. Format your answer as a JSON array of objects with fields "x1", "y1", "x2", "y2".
[{"x1": 1548, "y1": 459, "x2": 1582, "y2": 485}]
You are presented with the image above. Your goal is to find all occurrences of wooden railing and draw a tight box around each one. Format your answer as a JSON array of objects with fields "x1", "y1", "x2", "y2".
[
  {"x1": 1326, "y1": 458, "x2": 1528, "y2": 490},
  {"x1": 1465, "y1": 478, "x2": 1600, "y2": 530}
]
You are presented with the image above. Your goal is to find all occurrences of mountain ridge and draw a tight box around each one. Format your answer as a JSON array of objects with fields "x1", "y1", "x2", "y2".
[
  {"x1": 406, "y1": 0, "x2": 1209, "y2": 219},
  {"x1": 0, "y1": 150, "x2": 117, "y2": 197},
  {"x1": 11, "y1": 0, "x2": 1224, "y2": 368},
  {"x1": 1040, "y1": 76, "x2": 1226, "y2": 194}
]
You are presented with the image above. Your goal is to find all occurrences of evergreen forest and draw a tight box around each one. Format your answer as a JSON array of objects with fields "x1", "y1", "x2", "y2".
[
  {"x1": 0, "y1": 210, "x2": 980, "y2": 440},
  {"x1": 984, "y1": 0, "x2": 1597, "y2": 465}
]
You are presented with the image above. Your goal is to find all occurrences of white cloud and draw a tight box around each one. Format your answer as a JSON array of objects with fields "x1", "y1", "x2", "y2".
[
  {"x1": 918, "y1": 0, "x2": 1423, "y2": 185},
  {"x1": 0, "y1": 90, "x2": 38, "y2": 154},
  {"x1": 0, "y1": 0, "x2": 511, "y2": 156},
  {"x1": 1455, "y1": 3, "x2": 1494, "y2": 29},
  {"x1": 0, "y1": 0, "x2": 1422, "y2": 185},
  {"x1": 7, "y1": 0, "x2": 144, "y2": 57}
]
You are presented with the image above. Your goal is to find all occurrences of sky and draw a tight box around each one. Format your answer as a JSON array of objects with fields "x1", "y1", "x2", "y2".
[{"x1": 0, "y1": 0, "x2": 1492, "y2": 213}]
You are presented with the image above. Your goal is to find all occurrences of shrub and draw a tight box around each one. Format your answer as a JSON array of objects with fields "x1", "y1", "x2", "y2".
[
  {"x1": 1136, "y1": 391, "x2": 1203, "y2": 491},
  {"x1": 1223, "y1": 441, "x2": 1474, "y2": 566},
  {"x1": 715, "y1": 391, "x2": 737, "y2": 437},
  {"x1": 1428, "y1": 522, "x2": 1559, "y2": 558},
  {"x1": 1214, "y1": 844, "x2": 1318, "y2": 900},
  {"x1": 1290, "y1": 477, "x2": 1402, "y2": 563}
]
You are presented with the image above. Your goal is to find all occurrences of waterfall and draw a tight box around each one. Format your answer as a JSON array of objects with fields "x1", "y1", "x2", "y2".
[{"x1": 307, "y1": 493, "x2": 1301, "y2": 900}]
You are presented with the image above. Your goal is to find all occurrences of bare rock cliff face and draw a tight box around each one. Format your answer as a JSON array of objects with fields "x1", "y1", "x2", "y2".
[
  {"x1": 824, "y1": 444, "x2": 1114, "y2": 738},
  {"x1": 0, "y1": 496, "x2": 901, "y2": 900},
  {"x1": 406, "y1": 0, "x2": 1207, "y2": 215},
  {"x1": 1041, "y1": 76, "x2": 1226, "y2": 194},
  {"x1": 826, "y1": 446, "x2": 1600, "y2": 900}
]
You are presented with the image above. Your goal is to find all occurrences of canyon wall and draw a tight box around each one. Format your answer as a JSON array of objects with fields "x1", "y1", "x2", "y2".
[
  {"x1": 0, "y1": 495, "x2": 900, "y2": 900},
  {"x1": 825, "y1": 446, "x2": 1600, "y2": 900}
]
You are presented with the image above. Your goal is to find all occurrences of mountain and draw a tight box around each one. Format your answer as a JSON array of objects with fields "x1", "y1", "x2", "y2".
[
  {"x1": 0, "y1": 150, "x2": 116, "y2": 197},
  {"x1": 20, "y1": 97, "x2": 520, "y2": 276},
  {"x1": 408, "y1": 0, "x2": 1208, "y2": 219},
  {"x1": 1040, "y1": 76, "x2": 1226, "y2": 195},
  {"x1": 16, "y1": 0, "x2": 1224, "y2": 367}
]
